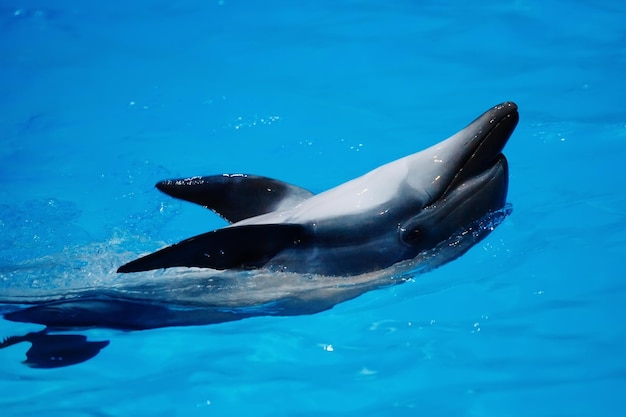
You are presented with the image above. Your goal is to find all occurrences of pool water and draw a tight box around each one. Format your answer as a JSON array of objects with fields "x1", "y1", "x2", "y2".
[{"x1": 1, "y1": 1, "x2": 625, "y2": 416}]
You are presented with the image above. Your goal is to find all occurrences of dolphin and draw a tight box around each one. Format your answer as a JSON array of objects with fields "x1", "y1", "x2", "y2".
[
  {"x1": 0, "y1": 102, "x2": 518, "y2": 367},
  {"x1": 118, "y1": 101, "x2": 518, "y2": 276}
]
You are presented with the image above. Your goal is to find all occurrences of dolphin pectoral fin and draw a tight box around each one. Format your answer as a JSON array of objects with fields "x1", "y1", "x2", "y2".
[
  {"x1": 117, "y1": 224, "x2": 307, "y2": 273},
  {"x1": 156, "y1": 174, "x2": 314, "y2": 223}
]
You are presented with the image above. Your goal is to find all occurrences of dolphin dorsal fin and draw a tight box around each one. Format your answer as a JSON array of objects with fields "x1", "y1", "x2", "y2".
[
  {"x1": 156, "y1": 174, "x2": 314, "y2": 223},
  {"x1": 117, "y1": 223, "x2": 307, "y2": 273}
]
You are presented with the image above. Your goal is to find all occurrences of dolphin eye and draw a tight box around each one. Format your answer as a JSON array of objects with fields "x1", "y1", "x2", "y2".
[{"x1": 403, "y1": 227, "x2": 421, "y2": 245}]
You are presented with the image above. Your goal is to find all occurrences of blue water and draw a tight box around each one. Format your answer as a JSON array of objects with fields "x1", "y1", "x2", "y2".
[{"x1": 1, "y1": 0, "x2": 625, "y2": 415}]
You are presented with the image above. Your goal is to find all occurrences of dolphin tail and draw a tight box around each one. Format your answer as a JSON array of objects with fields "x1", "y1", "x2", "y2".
[
  {"x1": 0, "y1": 331, "x2": 109, "y2": 368},
  {"x1": 117, "y1": 224, "x2": 307, "y2": 273}
]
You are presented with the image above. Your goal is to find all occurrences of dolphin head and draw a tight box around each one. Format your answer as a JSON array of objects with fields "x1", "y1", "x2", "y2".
[{"x1": 399, "y1": 101, "x2": 518, "y2": 252}]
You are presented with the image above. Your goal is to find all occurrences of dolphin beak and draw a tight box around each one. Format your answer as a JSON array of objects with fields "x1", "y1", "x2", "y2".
[
  {"x1": 441, "y1": 101, "x2": 518, "y2": 196},
  {"x1": 405, "y1": 102, "x2": 518, "y2": 204}
]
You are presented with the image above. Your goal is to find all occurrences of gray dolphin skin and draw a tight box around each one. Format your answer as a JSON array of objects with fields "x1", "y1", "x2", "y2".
[
  {"x1": 1, "y1": 102, "x2": 518, "y2": 367},
  {"x1": 118, "y1": 101, "x2": 519, "y2": 276}
]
